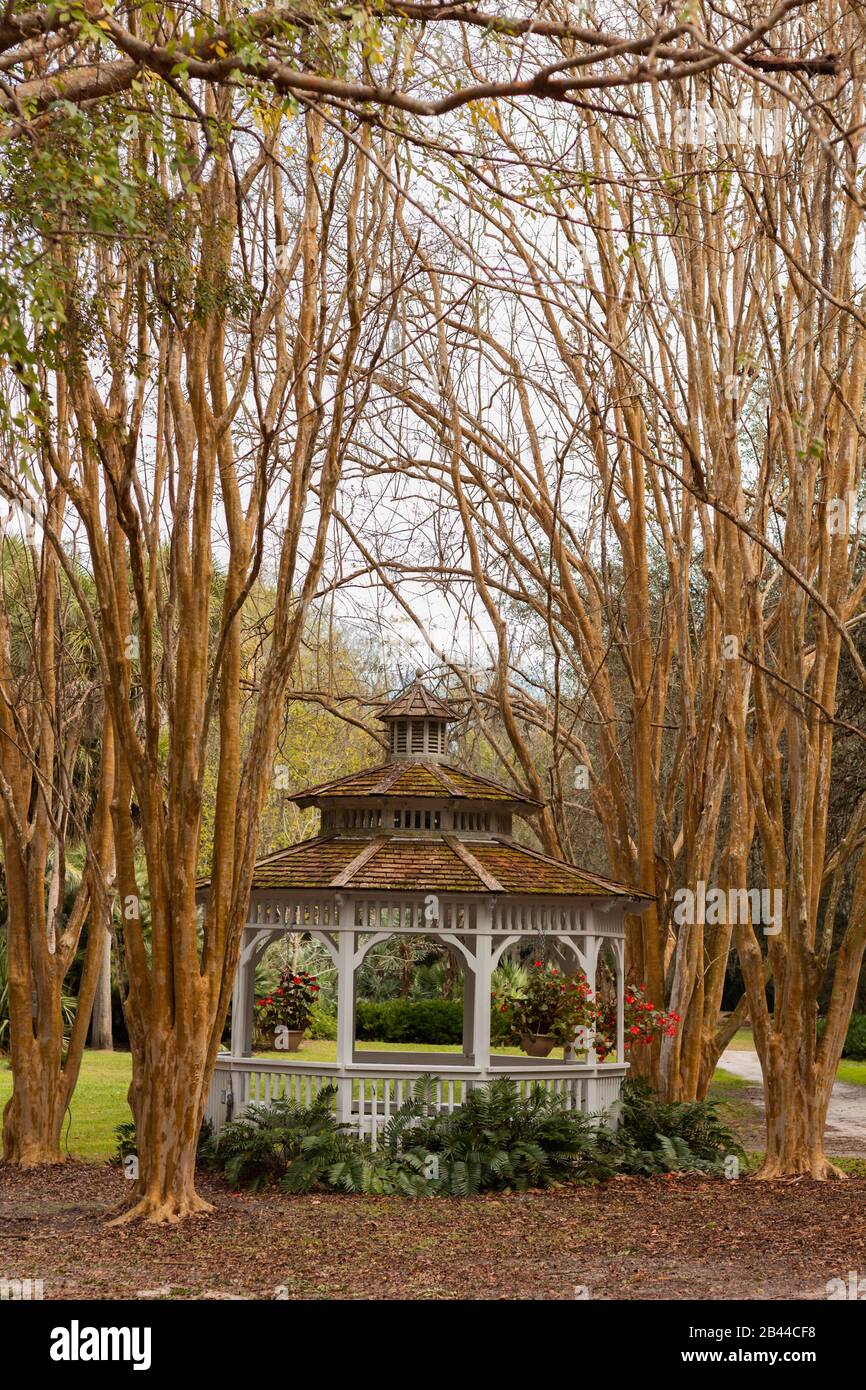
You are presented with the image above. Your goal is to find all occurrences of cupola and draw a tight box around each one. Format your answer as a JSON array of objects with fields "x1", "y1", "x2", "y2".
[{"x1": 377, "y1": 671, "x2": 459, "y2": 762}]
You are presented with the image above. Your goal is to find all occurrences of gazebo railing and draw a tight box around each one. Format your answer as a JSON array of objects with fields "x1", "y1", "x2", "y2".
[{"x1": 206, "y1": 1055, "x2": 628, "y2": 1149}]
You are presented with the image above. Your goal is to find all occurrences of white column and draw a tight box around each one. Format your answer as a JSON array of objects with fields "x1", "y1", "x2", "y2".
[
  {"x1": 462, "y1": 961, "x2": 476, "y2": 1061},
  {"x1": 231, "y1": 929, "x2": 258, "y2": 1058},
  {"x1": 472, "y1": 899, "x2": 493, "y2": 1074},
  {"x1": 615, "y1": 938, "x2": 625, "y2": 1064},
  {"x1": 335, "y1": 897, "x2": 356, "y2": 1124},
  {"x1": 584, "y1": 933, "x2": 601, "y2": 1066}
]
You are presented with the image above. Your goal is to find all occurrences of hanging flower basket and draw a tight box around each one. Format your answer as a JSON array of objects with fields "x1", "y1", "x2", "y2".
[
  {"x1": 519, "y1": 1032, "x2": 556, "y2": 1058},
  {"x1": 494, "y1": 960, "x2": 596, "y2": 1057}
]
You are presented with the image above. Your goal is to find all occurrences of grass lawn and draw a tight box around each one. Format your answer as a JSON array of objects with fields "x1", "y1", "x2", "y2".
[
  {"x1": 837, "y1": 1058, "x2": 866, "y2": 1086},
  {"x1": 707, "y1": 1066, "x2": 748, "y2": 1091},
  {"x1": 0, "y1": 1050, "x2": 133, "y2": 1162}
]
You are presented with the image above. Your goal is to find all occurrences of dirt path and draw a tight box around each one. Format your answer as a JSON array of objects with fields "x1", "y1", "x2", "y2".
[{"x1": 720, "y1": 1048, "x2": 866, "y2": 1154}]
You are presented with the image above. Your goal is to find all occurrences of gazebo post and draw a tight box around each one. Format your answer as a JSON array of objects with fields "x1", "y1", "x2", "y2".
[
  {"x1": 335, "y1": 900, "x2": 356, "y2": 1123},
  {"x1": 462, "y1": 963, "x2": 476, "y2": 1062},
  {"x1": 615, "y1": 938, "x2": 625, "y2": 1064},
  {"x1": 584, "y1": 933, "x2": 601, "y2": 1066},
  {"x1": 231, "y1": 926, "x2": 258, "y2": 1058},
  {"x1": 471, "y1": 902, "x2": 493, "y2": 1075}
]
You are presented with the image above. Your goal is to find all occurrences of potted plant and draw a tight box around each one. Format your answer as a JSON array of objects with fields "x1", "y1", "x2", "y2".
[
  {"x1": 493, "y1": 960, "x2": 595, "y2": 1057},
  {"x1": 256, "y1": 969, "x2": 320, "y2": 1052}
]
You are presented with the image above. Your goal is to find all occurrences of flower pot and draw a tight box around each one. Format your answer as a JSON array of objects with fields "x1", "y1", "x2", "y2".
[
  {"x1": 275, "y1": 1028, "x2": 305, "y2": 1052},
  {"x1": 520, "y1": 1032, "x2": 556, "y2": 1058}
]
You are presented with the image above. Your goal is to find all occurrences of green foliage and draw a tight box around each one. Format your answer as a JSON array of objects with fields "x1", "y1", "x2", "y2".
[
  {"x1": 492, "y1": 960, "x2": 594, "y2": 1047},
  {"x1": 307, "y1": 1007, "x2": 337, "y2": 1040},
  {"x1": 600, "y1": 1078, "x2": 744, "y2": 1175},
  {"x1": 201, "y1": 1087, "x2": 428, "y2": 1196},
  {"x1": 202, "y1": 1074, "x2": 744, "y2": 1199},
  {"x1": 355, "y1": 998, "x2": 463, "y2": 1044},
  {"x1": 385, "y1": 1076, "x2": 609, "y2": 1194},
  {"x1": 0, "y1": 103, "x2": 150, "y2": 431},
  {"x1": 109, "y1": 1120, "x2": 138, "y2": 1167},
  {"x1": 818, "y1": 1012, "x2": 866, "y2": 1060},
  {"x1": 256, "y1": 968, "x2": 320, "y2": 1033}
]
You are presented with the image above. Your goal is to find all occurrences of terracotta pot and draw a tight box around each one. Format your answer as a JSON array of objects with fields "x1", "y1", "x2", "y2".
[
  {"x1": 276, "y1": 1028, "x2": 305, "y2": 1052},
  {"x1": 520, "y1": 1032, "x2": 556, "y2": 1058}
]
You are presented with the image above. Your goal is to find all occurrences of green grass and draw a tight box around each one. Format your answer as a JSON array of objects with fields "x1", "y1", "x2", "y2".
[
  {"x1": 263, "y1": 1039, "x2": 529, "y2": 1061},
  {"x1": 708, "y1": 1066, "x2": 749, "y2": 1091},
  {"x1": 0, "y1": 1050, "x2": 133, "y2": 1162},
  {"x1": 742, "y1": 1152, "x2": 866, "y2": 1177}
]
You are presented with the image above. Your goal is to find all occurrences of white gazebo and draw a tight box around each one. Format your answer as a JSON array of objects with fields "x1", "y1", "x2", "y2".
[{"x1": 201, "y1": 678, "x2": 652, "y2": 1145}]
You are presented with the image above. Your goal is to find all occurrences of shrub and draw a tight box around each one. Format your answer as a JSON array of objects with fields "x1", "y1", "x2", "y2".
[
  {"x1": 202, "y1": 1087, "x2": 428, "y2": 1196},
  {"x1": 845, "y1": 1014, "x2": 866, "y2": 1059},
  {"x1": 818, "y1": 1012, "x2": 866, "y2": 1060},
  {"x1": 384, "y1": 1076, "x2": 612, "y2": 1193},
  {"x1": 307, "y1": 1007, "x2": 337, "y2": 1040},
  {"x1": 355, "y1": 998, "x2": 462, "y2": 1044},
  {"x1": 203, "y1": 1076, "x2": 743, "y2": 1197},
  {"x1": 598, "y1": 1078, "x2": 744, "y2": 1175}
]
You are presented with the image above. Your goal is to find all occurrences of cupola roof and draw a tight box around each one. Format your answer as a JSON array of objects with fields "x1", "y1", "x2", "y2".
[{"x1": 375, "y1": 673, "x2": 459, "y2": 724}]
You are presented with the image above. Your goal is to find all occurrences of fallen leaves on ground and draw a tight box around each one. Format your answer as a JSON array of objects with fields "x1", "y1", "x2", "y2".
[{"x1": 1, "y1": 1162, "x2": 864, "y2": 1300}]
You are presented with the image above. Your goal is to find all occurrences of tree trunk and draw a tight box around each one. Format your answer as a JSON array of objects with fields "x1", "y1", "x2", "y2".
[
  {"x1": 755, "y1": 1038, "x2": 841, "y2": 1180},
  {"x1": 111, "y1": 1032, "x2": 214, "y2": 1225},
  {"x1": 1, "y1": 1033, "x2": 65, "y2": 1165},
  {"x1": 89, "y1": 926, "x2": 113, "y2": 1051}
]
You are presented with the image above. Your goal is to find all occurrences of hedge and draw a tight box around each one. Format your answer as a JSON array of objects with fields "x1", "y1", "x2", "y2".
[
  {"x1": 355, "y1": 999, "x2": 463, "y2": 1044},
  {"x1": 817, "y1": 1011, "x2": 866, "y2": 1060}
]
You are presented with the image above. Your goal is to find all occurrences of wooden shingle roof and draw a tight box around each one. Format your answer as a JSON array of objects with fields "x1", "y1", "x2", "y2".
[
  {"x1": 291, "y1": 759, "x2": 541, "y2": 808},
  {"x1": 375, "y1": 679, "x2": 459, "y2": 723},
  {"x1": 207, "y1": 832, "x2": 650, "y2": 899}
]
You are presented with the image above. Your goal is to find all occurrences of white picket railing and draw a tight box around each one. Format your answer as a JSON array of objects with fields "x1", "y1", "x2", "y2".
[{"x1": 206, "y1": 1056, "x2": 628, "y2": 1148}]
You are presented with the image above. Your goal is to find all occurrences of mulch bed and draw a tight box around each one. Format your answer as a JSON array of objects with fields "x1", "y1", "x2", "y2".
[{"x1": 2, "y1": 1162, "x2": 865, "y2": 1300}]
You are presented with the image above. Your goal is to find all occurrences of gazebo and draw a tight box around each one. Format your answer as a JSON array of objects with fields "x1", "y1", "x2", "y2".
[{"x1": 202, "y1": 677, "x2": 652, "y2": 1144}]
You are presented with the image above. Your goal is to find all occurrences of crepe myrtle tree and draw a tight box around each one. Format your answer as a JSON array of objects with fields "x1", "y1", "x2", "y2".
[
  {"x1": 0, "y1": 1, "x2": 840, "y2": 138},
  {"x1": 338, "y1": 2, "x2": 866, "y2": 1173},
  {"x1": 0, "y1": 439, "x2": 115, "y2": 1165},
  {"x1": 7, "y1": 72, "x2": 400, "y2": 1218}
]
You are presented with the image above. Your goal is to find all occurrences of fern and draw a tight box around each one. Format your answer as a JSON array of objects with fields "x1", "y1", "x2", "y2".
[{"x1": 204, "y1": 1073, "x2": 743, "y2": 1196}]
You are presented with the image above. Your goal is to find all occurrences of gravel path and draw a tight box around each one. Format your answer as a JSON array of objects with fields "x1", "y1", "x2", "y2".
[{"x1": 720, "y1": 1048, "x2": 866, "y2": 1152}]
